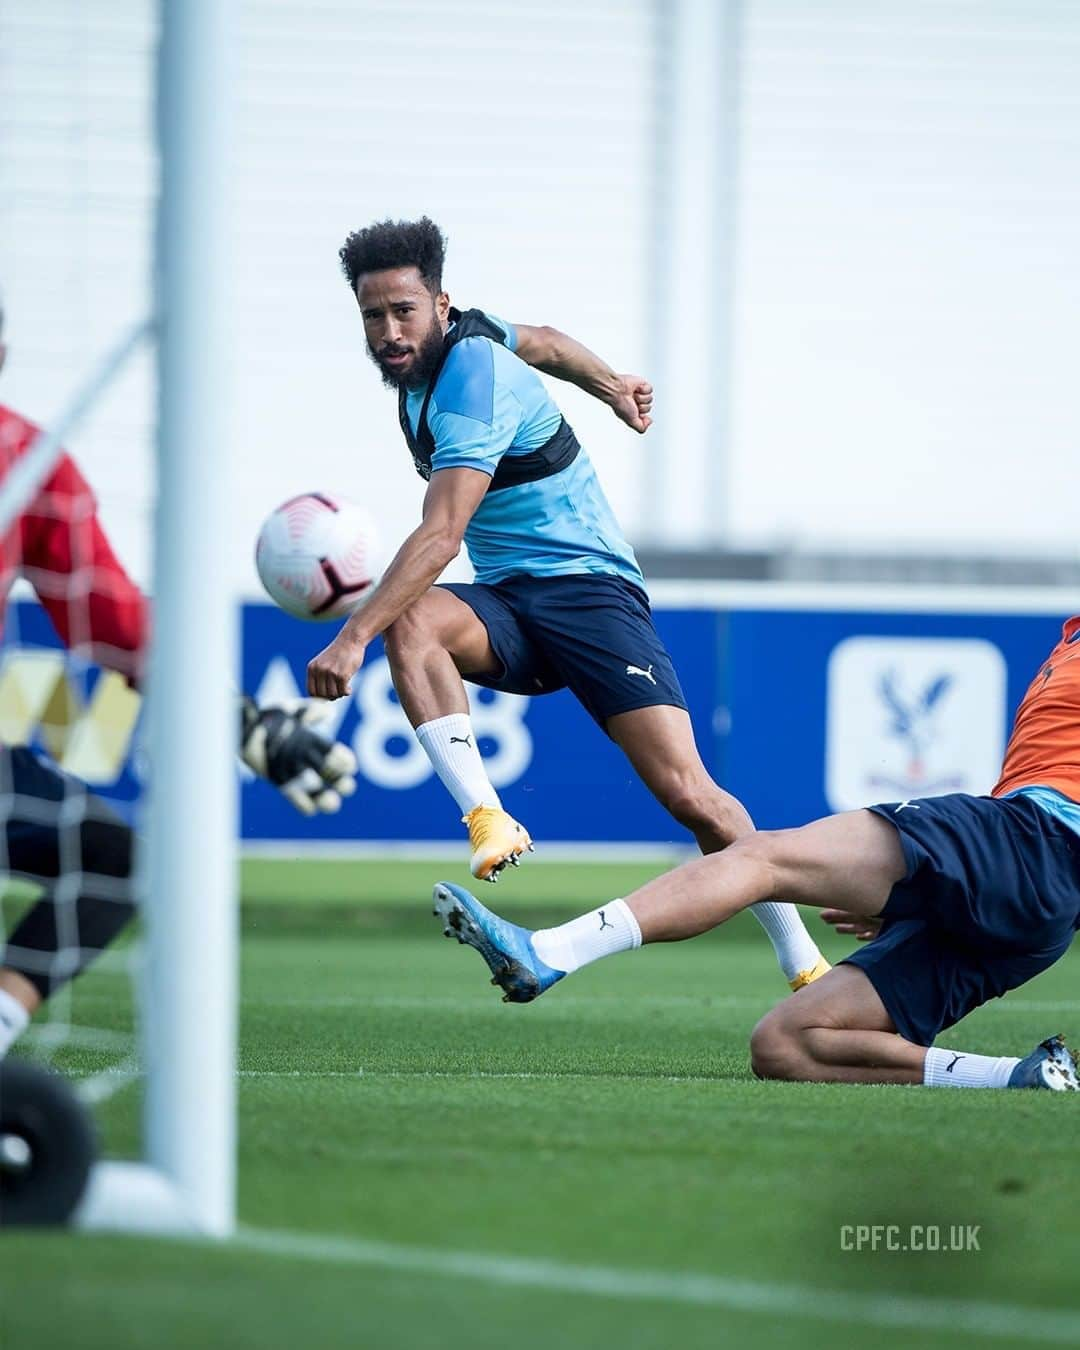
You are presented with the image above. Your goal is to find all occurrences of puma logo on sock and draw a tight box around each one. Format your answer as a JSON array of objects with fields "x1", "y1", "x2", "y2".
[
  {"x1": 946, "y1": 1053, "x2": 965, "y2": 1073},
  {"x1": 598, "y1": 909, "x2": 614, "y2": 931},
  {"x1": 449, "y1": 735, "x2": 473, "y2": 748}
]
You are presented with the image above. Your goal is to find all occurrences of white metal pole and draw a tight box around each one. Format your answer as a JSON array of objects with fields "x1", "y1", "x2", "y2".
[
  {"x1": 705, "y1": 0, "x2": 742, "y2": 547},
  {"x1": 646, "y1": 0, "x2": 742, "y2": 548},
  {"x1": 145, "y1": 0, "x2": 236, "y2": 1236}
]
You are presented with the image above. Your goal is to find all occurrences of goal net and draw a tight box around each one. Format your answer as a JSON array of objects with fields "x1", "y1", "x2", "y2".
[
  {"x1": 0, "y1": 396, "x2": 145, "y2": 1079},
  {"x1": 0, "y1": 0, "x2": 236, "y2": 1235}
]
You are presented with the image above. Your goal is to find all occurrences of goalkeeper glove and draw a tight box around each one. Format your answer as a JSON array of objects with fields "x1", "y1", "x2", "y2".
[{"x1": 239, "y1": 696, "x2": 358, "y2": 816}]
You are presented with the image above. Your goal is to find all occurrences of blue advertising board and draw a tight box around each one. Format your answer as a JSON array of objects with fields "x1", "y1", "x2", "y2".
[
  {"x1": 718, "y1": 606, "x2": 1064, "y2": 831},
  {"x1": 241, "y1": 597, "x2": 1066, "y2": 844},
  {"x1": 4, "y1": 594, "x2": 1069, "y2": 846},
  {"x1": 240, "y1": 603, "x2": 720, "y2": 845}
]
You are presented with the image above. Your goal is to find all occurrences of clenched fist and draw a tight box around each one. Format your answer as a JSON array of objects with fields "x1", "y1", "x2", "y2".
[
  {"x1": 609, "y1": 374, "x2": 653, "y2": 434},
  {"x1": 307, "y1": 633, "x2": 368, "y2": 701}
]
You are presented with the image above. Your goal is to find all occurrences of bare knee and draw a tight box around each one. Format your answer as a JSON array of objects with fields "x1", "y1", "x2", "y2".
[
  {"x1": 749, "y1": 1008, "x2": 806, "y2": 1081},
  {"x1": 662, "y1": 779, "x2": 751, "y2": 845},
  {"x1": 383, "y1": 592, "x2": 445, "y2": 664}
]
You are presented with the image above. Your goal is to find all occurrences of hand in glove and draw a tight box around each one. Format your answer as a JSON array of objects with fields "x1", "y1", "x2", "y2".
[{"x1": 240, "y1": 696, "x2": 358, "y2": 816}]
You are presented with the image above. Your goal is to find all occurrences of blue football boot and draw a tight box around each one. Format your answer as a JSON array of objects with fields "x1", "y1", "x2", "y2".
[
  {"x1": 1007, "y1": 1034, "x2": 1079, "y2": 1090},
  {"x1": 432, "y1": 881, "x2": 565, "y2": 1004}
]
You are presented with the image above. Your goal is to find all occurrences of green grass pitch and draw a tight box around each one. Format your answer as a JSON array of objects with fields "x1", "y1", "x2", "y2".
[{"x1": 2, "y1": 856, "x2": 1079, "y2": 1349}]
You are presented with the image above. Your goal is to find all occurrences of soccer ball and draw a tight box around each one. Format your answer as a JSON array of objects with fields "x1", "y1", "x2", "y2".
[{"x1": 255, "y1": 493, "x2": 380, "y2": 621}]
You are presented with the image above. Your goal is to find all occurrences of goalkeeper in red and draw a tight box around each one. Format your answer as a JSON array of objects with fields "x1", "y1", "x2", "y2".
[{"x1": 0, "y1": 299, "x2": 357, "y2": 1058}]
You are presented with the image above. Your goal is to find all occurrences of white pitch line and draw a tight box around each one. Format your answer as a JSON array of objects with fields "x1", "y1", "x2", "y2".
[
  {"x1": 232, "y1": 1224, "x2": 1080, "y2": 1346},
  {"x1": 237, "y1": 1070, "x2": 365, "y2": 1079},
  {"x1": 66, "y1": 1067, "x2": 707, "y2": 1084},
  {"x1": 75, "y1": 1053, "x2": 142, "y2": 1106}
]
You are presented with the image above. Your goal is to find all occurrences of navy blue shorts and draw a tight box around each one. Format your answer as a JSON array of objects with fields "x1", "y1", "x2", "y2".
[
  {"x1": 438, "y1": 574, "x2": 687, "y2": 730},
  {"x1": 842, "y1": 793, "x2": 1080, "y2": 1046}
]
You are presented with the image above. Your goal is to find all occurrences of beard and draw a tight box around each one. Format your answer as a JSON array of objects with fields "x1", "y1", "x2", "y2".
[{"x1": 368, "y1": 320, "x2": 446, "y2": 392}]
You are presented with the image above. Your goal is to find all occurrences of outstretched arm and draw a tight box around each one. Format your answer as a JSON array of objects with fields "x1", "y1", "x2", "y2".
[
  {"x1": 306, "y1": 466, "x2": 488, "y2": 700},
  {"x1": 512, "y1": 323, "x2": 653, "y2": 435}
]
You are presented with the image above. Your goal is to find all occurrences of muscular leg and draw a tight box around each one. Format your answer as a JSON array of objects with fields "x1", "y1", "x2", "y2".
[
  {"x1": 751, "y1": 954, "x2": 1047, "y2": 1089},
  {"x1": 607, "y1": 706, "x2": 753, "y2": 850},
  {"x1": 625, "y1": 809, "x2": 907, "y2": 941},
  {"x1": 445, "y1": 805, "x2": 1047, "y2": 1086},
  {"x1": 607, "y1": 705, "x2": 826, "y2": 981},
  {"x1": 529, "y1": 811, "x2": 916, "y2": 1080},
  {"x1": 383, "y1": 589, "x2": 530, "y2": 876},
  {"x1": 749, "y1": 966, "x2": 925, "y2": 1085},
  {"x1": 383, "y1": 587, "x2": 500, "y2": 728},
  {"x1": 529, "y1": 803, "x2": 896, "y2": 992}
]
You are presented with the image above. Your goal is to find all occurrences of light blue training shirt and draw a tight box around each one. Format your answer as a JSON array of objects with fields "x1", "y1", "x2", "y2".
[{"x1": 401, "y1": 313, "x2": 644, "y2": 589}]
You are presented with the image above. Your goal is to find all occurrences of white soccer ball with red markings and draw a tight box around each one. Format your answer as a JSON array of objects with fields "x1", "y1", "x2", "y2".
[{"x1": 255, "y1": 493, "x2": 380, "y2": 621}]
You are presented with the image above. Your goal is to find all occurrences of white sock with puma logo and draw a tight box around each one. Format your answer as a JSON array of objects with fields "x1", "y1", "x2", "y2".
[
  {"x1": 531, "y1": 898, "x2": 642, "y2": 974},
  {"x1": 922, "y1": 1047, "x2": 1019, "y2": 1088},
  {"x1": 415, "y1": 713, "x2": 500, "y2": 815}
]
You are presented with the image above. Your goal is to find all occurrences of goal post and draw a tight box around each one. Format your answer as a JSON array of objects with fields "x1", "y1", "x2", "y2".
[{"x1": 73, "y1": 0, "x2": 238, "y2": 1236}]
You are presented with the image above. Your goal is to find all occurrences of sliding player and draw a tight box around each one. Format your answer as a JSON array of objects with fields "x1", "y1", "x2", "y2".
[
  {"x1": 0, "y1": 297, "x2": 357, "y2": 1058},
  {"x1": 306, "y1": 216, "x2": 827, "y2": 993},
  {"x1": 433, "y1": 616, "x2": 1080, "y2": 1091}
]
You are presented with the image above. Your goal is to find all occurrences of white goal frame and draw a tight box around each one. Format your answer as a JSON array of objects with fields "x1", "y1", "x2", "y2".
[{"x1": 71, "y1": 0, "x2": 238, "y2": 1237}]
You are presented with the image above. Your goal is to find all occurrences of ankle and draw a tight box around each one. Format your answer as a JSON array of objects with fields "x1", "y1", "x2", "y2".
[{"x1": 0, "y1": 969, "x2": 41, "y2": 1015}]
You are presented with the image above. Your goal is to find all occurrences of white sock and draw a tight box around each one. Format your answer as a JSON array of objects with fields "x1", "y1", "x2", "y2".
[
  {"x1": 749, "y1": 901, "x2": 824, "y2": 982},
  {"x1": 923, "y1": 1047, "x2": 1020, "y2": 1088},
  {"x1": 415, "y1": 714, "x2": 500, "y2": 816},
  {"x1": 531, "y1": 897, "x2": 642, "y2": 975},
  {"x1": 0, "y1": 988, "x2": 30, "y2": 1058}
]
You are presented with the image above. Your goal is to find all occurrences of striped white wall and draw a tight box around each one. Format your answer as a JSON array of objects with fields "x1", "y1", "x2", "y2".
[
  {"x1": 730, "y1": 0, "x2": 1080, "y2": 557},
  {"x1": 2, "y1": 2, "x2": 1079, "y2": 587},
  {"x1": 1, "y1": 1, "x2": 157, "y2": 579},
  {"x1": 1, "y1": 0, "x2": 659, "y2": 590}
]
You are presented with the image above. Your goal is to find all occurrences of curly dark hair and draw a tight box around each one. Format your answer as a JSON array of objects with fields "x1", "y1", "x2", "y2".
[{"x1": 339, "y1": 217, "x2": 447, "y2": 294}]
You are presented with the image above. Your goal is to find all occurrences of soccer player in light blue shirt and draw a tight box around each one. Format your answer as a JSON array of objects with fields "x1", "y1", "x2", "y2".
[
  {"x1": 308, "y1": 217, "x2": 827, "y2": 992},
  {"x1": 400, "y1": 314, "x2": 643, "y2": 588}
]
